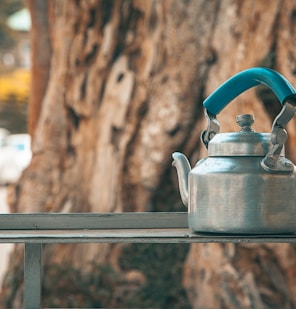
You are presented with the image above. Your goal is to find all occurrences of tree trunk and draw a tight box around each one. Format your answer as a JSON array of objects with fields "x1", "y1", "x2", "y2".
[
  {"x1": 27, "y1": 0, "x2": 52, "y2": 139},
  {"x1": 2, "y1": 0, "x2": 296, "y2": 308}
]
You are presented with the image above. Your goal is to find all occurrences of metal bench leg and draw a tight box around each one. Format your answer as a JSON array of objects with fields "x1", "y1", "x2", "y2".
[{"x1": 24, "y1": 243, "x2": 42, "y2": 309}]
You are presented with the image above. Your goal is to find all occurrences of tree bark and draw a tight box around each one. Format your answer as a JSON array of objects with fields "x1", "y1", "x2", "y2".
[
  {"x1": 3, "y1": 0, "x2": 296, "y2": 308},
  {"x1": 27, "y1": 0, "x2": 51, "y2": 139}
]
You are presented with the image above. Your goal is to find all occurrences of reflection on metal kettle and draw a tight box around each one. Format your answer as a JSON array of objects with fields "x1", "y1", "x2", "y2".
[{"x1": 172, "y1": 67, "x2": 296, "y2": 234}]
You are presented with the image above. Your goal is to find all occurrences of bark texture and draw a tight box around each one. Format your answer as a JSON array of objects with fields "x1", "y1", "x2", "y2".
[
  {"x1": 27, "y1": 0, "x2": 51, "y2": 139},
  {"x1": 3, "y1": 0, "x2": 296, "y2": 308}
]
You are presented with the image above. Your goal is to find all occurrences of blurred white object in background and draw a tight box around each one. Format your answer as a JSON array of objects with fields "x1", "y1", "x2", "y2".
[
  {"x1": 0, "y1": 131, "x2": 31, "y2": 185},
  {"x1": 0, "y1": 187, "x2": 13, "y2": 291},
  {"x1": 0, "y1": 129, "x2": 9, "y2": 147}
]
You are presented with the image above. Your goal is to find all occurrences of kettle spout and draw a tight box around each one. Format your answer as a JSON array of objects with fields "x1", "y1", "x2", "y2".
[{"x1": 172, "y1": 152, "x2": 191, "y2": 207}]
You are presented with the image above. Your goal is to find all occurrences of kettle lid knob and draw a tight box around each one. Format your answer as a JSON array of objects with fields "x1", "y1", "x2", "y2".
[{"x1": 236, "y1": 114, "x2": 255, "y2": 132}]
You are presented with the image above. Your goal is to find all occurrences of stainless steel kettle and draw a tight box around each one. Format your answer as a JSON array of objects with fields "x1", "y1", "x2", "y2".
[{"x1": 172, "y1": 67, "x2": 296, "y2": 234}]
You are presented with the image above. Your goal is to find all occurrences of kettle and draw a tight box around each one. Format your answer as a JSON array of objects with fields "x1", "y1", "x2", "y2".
[{"x1": 172, "y1": 67, "x2": 296, "y2": 234}]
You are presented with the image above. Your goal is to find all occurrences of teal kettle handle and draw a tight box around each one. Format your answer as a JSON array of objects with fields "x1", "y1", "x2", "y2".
[
  {"x1": 203, "y1": 67, "x2": 296, "y2": 115},
  {"x1": 202, "y1": 67, "x2": 296, "y2": 174}
]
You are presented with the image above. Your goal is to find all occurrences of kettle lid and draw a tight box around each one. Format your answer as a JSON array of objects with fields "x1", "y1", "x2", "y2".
[{"x1": 207, "y1": 114, "x2": 280, "y2": 157}]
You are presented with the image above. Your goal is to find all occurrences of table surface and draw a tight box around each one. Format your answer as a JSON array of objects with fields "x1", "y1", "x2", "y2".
[
  {"x1": 0, "y1": 228, "x2": 296, "y2": 243},
  {"x1": 0, "y1": 212, "x2": 295, "y2": 243}
]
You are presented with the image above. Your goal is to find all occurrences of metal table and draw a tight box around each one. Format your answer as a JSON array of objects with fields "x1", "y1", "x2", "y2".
[{"x1": 1, "y1": 212, "x2": 295, "y2": 308}]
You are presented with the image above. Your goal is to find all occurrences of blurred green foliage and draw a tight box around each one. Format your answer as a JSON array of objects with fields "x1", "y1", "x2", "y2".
[{"x1": 0, "y1": 0, "x2": 25, "y2": 49}]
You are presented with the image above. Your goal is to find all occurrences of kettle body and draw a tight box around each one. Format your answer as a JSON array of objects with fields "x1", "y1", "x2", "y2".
[
  {"x1": 172, "y1": 68, "x2": 296, "y2": 234},
  {"x1": 188, "y1": 154, "x2": 296, "y2": 234}
]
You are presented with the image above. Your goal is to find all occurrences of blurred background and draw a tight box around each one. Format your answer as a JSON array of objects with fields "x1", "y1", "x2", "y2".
[
  {"x1": 0, "y1": 0, "x2": 31, "y2": 185},
  {"x1": 0, "y1": 0, "x2": 30, "y2": 298}
]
